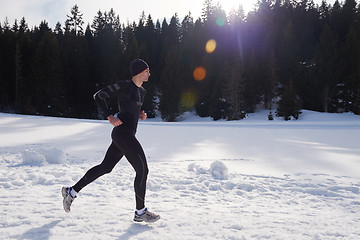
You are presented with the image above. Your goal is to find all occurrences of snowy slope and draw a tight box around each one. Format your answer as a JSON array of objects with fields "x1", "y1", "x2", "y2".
[{"x1": 0, "y1": 110, "x2": 359, "y2": 240}]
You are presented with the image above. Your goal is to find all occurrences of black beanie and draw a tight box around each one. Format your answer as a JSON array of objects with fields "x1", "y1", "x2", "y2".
[{"x1": 129, "y1": 59, "x2": 149, "y2": 77}]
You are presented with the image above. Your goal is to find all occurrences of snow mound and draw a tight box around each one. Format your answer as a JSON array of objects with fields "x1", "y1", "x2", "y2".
[
  {"x1": 210, "y1": 160, "x2": 229, "y2": 180},
  {"x1": 187, "y1": 162, "x2": 207, "y2": 174},
  {"x1": 22, "y1": 150, "x2": 47, "y2": 166},
  {"x1": 21, "y1": 146, "x2": 66, "y2": 166},
  {"x1": 188, "y1": 160, "x2": 229, "y2": 180}
]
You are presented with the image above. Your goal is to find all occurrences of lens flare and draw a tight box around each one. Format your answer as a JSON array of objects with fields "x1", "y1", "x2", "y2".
[
  {"x1": 216, "y1": 18, "x2": 225, "y2": 26},
  {"x1": 181, "y1": 90, "x2": 197, "y2": 108},
  {"x1": 205, "y1": 39, "x2": 217, "y2": 54},
  {"x1": 193, "y1": 66, "x2": 206, "y2": 81}
]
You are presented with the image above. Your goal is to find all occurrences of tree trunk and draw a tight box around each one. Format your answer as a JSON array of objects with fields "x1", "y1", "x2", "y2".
[
  {"x1": 323, "y1": 85, "x2": 329, "y2": 112},
  {"x1": 14, "y1": 41, "x2": 22, "y2": 113}
]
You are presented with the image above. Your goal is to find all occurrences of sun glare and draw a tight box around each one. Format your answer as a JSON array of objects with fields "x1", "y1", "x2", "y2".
[{"x1": 217, "y1": 0, "x2": 254, "y2": 13}]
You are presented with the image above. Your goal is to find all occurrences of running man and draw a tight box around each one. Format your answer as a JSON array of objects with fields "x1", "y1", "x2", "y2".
[{"x1": 62, "y1": 59, "x2": 160, "y2": 223}]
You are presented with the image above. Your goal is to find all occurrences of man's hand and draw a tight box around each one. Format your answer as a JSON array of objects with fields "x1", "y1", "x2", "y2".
[
  {"x1": 107, "y1": 115, "x2": 123, "y2": 127},
  {"x1": 139, "y1": 110, "x2": 147, "y2": 120}
]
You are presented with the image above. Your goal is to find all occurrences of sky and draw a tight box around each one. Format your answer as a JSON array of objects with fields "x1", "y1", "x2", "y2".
[{"x1": 1, "y1": 0, "x2": 339, "y2": 29}]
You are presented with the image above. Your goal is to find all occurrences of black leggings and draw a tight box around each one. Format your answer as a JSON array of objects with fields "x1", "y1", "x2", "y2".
[{"x1": 73, "y1": 125, "x2": 149, "y2": 210}]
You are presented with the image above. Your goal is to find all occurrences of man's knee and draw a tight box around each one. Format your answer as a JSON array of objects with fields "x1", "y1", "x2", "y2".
[
  {"x1": 144, "y1": 166, "x2": 149, "y2": 178},
  {"x1": 98, "y1": 163, "x2": 114, "y2": 175},
  {"x1": 135, "y1": 165, "x2": 148, "y2": 177}
]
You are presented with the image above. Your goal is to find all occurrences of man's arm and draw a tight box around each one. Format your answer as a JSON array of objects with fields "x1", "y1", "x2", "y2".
[{"x1": 94, "y1": 82, "x2": 123, "y2": 126}]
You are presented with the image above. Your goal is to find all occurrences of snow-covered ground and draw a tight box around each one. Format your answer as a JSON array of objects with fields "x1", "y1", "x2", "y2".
[{"x1": 0, "y1": 110, "x2": 359, "y2": 240}]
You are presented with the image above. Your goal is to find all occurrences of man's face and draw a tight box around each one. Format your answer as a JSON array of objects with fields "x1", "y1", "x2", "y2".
[{"x1": 140, "y1": 68, "x2": 150, "y2": 82}]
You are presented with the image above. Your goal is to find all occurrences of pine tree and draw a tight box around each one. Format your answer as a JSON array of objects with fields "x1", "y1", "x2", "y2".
[
  {"x1": 29, "y1": 21, "x2": 64, "y2": 116},
  {"x1": 65, "y1": 5, "x2": 84, "y2": 35},
  {"x1": 19, "y1": 17, "x2": 28, "y2": 34},
  {"x1": 15, "y1": 17, "x2": 32, "y2": 114},
  {"x1": 0, "y1": 18, "x2": 16, "y2": 111},
  {"x1": 91, "y1": 9, "x2": 123, "y2": 89},
  {"x1": 319, "y1": 0, "x2": 331, "y2": 23},
  {"x1": 61, "y1": 22, "x2": 93, "y2": 118},
  {"x1": 222, "y1": 59, "x2": 246, "y2": 120},
  {"x1": 92, "y1": 11, "x2": 106, "y2": 35},
  {"x1": 159, "y1": 46, "x2": 185, "y2": 122},
  {"x1": 12, "y1": 19, "x2": 19, "y2": 33},
  {"x1": 141, "y1": 15, "x2": 158, "y2": 118},
  {"x1": 339, "y1": 0, "x2": 357, "y2": 40},
  {"x1": 313, "y1": 24, "x2": 340, "y2": 112},
  {"x1": 179, "y1": 12, "x2": 196, "y2": 89},
  {"x1": 14, "y1": 41, "x2": 22, "y2": 112},
  {"x1": 201, "y1": 0, "x2": 216, "y2": 23},
  {"x1": 167, "y1": 14, "x2": 181, "y2": 45},
  {"x1": 277, "y1": 21, "x2": 299, "y2": 85},
  {"x1": 292, "y1": 0, "x2": 319, "y2": 61},
  {"x1": 343, "y1": 24, "x2": 360, "y2": 114},
  {"x1": 243, "y1": 52, "x2": 263, "y2": 112},
  {"x1": 13, "y1": 18, "x2": 29, "y2": 113},
  {"x1": 54, "y1": 22, "x2": 63, "y2": 35},
  {"x1": 105, "y1": 8, "x2": 121, "y2": 33},
  {"x1": 276, "y1": 81, "x2": 302, "y2": 120},
  {"x1": 2, "y1": 17, "x2": 10, "y2": 31}
]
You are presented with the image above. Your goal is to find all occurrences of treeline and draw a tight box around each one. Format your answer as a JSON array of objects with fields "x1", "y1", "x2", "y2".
[{"x1": 1, "y1": 0, "x2": 360, "y2": 121}]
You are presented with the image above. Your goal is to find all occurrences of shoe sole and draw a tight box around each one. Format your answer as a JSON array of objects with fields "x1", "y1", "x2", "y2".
[
  {"x1": 61, "y1": 187, "x2": 66, "y2": 198},
  {"x1": 133, "y1": 215, "x2": 160, "y2": 223},
  {"x1": 61, "y1": 187, "x2": 71, "y2": 213}
]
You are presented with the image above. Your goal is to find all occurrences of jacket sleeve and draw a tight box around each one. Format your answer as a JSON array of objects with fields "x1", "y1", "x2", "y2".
[{"x1": 93, "y1": 82, "x2": 121, "y2": 118}]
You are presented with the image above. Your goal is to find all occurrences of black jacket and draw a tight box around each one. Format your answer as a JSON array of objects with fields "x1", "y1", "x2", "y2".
[{"x1": 94, "y1": 80, "x2": 146, "y2": 131}]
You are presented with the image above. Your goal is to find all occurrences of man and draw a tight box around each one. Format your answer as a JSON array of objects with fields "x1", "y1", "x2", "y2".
[{"x1": 62, "y1": 59, "x2": 160, "y2": 223}]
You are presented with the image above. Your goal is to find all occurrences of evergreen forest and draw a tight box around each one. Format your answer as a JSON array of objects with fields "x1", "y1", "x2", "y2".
[{"x1": 1, "y1": 0, "x2": 360, "y2": 121}]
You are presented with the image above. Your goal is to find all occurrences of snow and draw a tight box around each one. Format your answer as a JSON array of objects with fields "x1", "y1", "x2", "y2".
[{"x1": 0, "y1": 110, "x2": 359, "y2": 240}]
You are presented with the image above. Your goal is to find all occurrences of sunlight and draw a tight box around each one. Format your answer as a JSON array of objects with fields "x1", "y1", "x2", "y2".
[{"x1": 217, "y1": 0, "x2": 254, "y2": 13}]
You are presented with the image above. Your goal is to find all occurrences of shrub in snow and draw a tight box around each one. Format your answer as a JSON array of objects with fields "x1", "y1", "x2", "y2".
[
  {"x1": 268, "y1": 111, "x2": 274, "y2": 120},
  {"x1": 210, "y1": 161, "x2": 229, "y2": 180}
]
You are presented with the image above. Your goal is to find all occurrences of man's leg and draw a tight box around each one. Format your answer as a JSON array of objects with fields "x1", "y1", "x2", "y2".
[
  {"x1": 111, "y1": 127, "x2": 148, "y2": 210},
  {"x1": 62, "y1": 141, "x2": 123, "y2": 213},
  {"x1": 126, "y1": 144, "x2": 148, "y2": 210},
  {"x1": 118, "y1": 135, "x2": 160, "y2": 223},
  {"x1": 72, "y1": 142, "x2": 123, "y2": 193}
]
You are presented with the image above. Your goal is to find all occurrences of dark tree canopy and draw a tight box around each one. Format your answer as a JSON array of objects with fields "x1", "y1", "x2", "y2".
[{"x1": 1, "y1": 0, "x2": 360, "y2": 121}]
